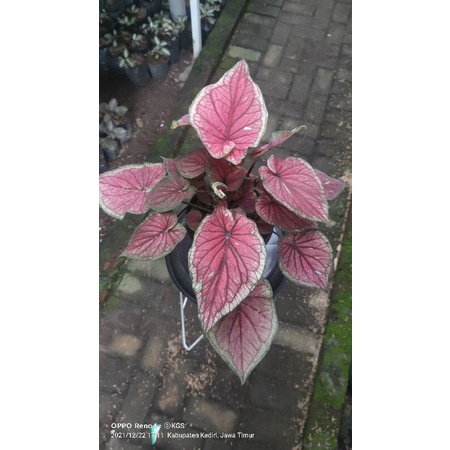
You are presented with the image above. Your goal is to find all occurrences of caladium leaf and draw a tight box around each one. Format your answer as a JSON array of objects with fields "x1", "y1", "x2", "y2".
[
  {"x1": 161, "y1": 157, "x2": 180, "y2": 175},
  {"x1": 228, "y1": 178, "x2": 256, "y2": 213},
  {"x1": 121, "y1": 212, "x2": 186, "y2": 259},
  {"x1": 170, "y1": 113, "x2": 190, "y2": 129},
  {"x1": 185, "y1": 210, "x2": 203, "y2": 231},
  {"x1": 208, "y1": 279, "x2": 277, "y2": 384},
  {"x1": 248, "y1": 125, "x2": 307, "y2": 158},
  {"x1": 189, "y1": 60, "x2": 268, "y2": 165},
  {"x1": 145, "y1": 175, "x2": 196, "y2": 212},
  {"x1": 176, "y1": 149, "x2": 209, "y2": 179},
  {"x1": 210, "y1": 158, "x2": 246, "y2": 192},
  {"x1": 189, "y1": 207, "x2": 267, "y2": 332},
  {"x1": 259, "y1": 155, "x2": 328, "y2": 222},
  {"x1": 99, "y1": 163, "x2": 166, "y2": 219},
  {"x1": 255, "y1": 194, "x2": 317, "y2": 232},
  {"x1": 211, "y1": 182, "x2": 227, "y2": 199},
  {"x1": 254, "y1": 215, "x2": 274, "y2": 235},
  {"x1": 277, "y1": 230, "x2": 332, "y2": 289},
  {"x1": 314, "y1": 169, "x2": 347, "y2": 200}
]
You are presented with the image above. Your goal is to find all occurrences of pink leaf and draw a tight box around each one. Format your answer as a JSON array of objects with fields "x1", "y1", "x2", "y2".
[
  {"x1": 189, "y1": 207, "x2": 267, "y2": 332},
  {"x1": 228, "y1": 178, "x2": 256, "y2": 213},
  {"x1": 176, "y1": 149, "x2": 209, "y2": 179},
  {"x1": 255, "y1": 194, "x2": 317, "y2": 232},
  {"x1": 278, "y1": 230, "x2": 332, "y2": 289},
  {"x1": 210, "y1": 158, "x2": 246, "y2": 192},
  {"x1": 99, "y1": 163, "x2": 166, "y2": 219},
  {"x1": 121, "y1": 212, "x2": 186, "y2": 259},
  {"x1": 161, "y1": 157, "x2": 180, "y2": 175},
  {"x1": 249, "y1": 125, "x2": 306, "y2": 158},
  {"x1": 259, "y1": 155, "x2": 328, "y2": 222},
  {"x1": 189, "y1": 60, "x2": 268, "y2": 165},
  {"x1": 145, "y1": 175, "x2": 196, "y2": 212},
  {"x1": 185, "y1": 210, "x2": 203, "y2": 232},
  {"x1": 254, "y1": 215, "x2": 274, "y2": 235},
  {"x1": 208, "y1": 279, "x2": 277, "y2": 384},
  {"x1": 170, "y1": 114, "x2": 190, "y2": 129},
  {"x1": 314, "y1": 169, "x2": 347, "y2": 200}
]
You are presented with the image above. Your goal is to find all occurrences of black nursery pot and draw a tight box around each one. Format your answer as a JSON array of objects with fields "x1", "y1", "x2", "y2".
[
  {"x1": 125, "y1": 64, "x2": 151, "y2": 86},
  {"x1": 165, "y1": 212, "x2": 286, "y2": 303}
]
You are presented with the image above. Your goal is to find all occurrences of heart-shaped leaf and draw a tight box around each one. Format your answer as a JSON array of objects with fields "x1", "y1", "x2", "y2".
[
  {"x1": 248, "y1": 125, "x2": 306, "y2": 158},
  {"x1": 255, "y1": 194, "x2": 317, "y2": 232},
  {"x1": 189, "y1": 207, "x2": 267, "y2": 332},
  {"x1": 99, "y1": 163, "x2": 166, "y2": 219},
  {"x1": 121, "y1": 212, "x2": 186, "y2": 259},
  {"x1": 259, "y1": 155, "x2": 328, "y2": 222},
  {"x1": 208, "y1": 279, "x2": 278, "y2": 384},
  {"x1": 228, "y1": 178, "x2": 256, "y2": 213},
  {"x1": 176, "y1": 149, "x2": 209, "y2": 179},
  {"x1": 314, "y1": 169, "x2": 347, "y2": 200},
  {"x1": 189, "y1": 60, "x2": 268, "y2": 165},
  {"x1": 277, "y1": 230, "x2": 332, "y2": 289},
  {"x1": 185, "y1": 210, "x2": 203, "y2": 231},
  {"x1": 145, "y1": 175, "x2": 196, "y2": 212},
  {"x1": 161, "y1": 157, "x2": 180, "y2": 175}
]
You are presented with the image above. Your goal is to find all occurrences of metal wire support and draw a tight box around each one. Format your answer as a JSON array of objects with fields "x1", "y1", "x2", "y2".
[{"x1": 179, "y1": 292, "x2": 204, "y2": 351}]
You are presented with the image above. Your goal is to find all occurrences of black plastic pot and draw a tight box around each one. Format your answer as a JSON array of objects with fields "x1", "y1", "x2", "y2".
[
  {"x1": 140, "y1": 0, "x2": 162, "y2": 16},
  {"x1": 125, "y1": 63, "x2": 151, "y2": 86},
  {"x1": 148, "y1": 57, "x2": 170, "y2": 79},
  {"x1": 179, "y1": 27, "x2": 192, "y2": 50},
  {"x1": 99, "y1": 48, "x2": 109, "y2": 72},
  {"x1": 165, "y1": 213, "x2": 286, "y2": 303},
  {"x1": 169, "y1": 36, "x2": 180, "y2": 64},
  {"x1": 102, "y1": 139, "x2": 121, "y2": 162}
]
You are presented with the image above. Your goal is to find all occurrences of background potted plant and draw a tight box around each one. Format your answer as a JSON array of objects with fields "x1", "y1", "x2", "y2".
[
  {"x1": 118, "y1": 48, "x2": 151, "y2": 86},
  {"x1": 99, "y1": 98, "x2": 132, "y2": 162},
  {"x1": 146, "y1": 36, "x2": 171, "y2": 78},
  {"x1": 99, "y1": 60, "x2": 346, "y2": 383}
]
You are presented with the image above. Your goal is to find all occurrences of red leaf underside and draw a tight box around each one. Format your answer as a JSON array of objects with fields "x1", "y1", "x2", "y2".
[
  {"x1": 314, "y1": 169, "x2": 347, "y2": 200},
  {"x1": 278, "y1": 230, "x2": 332, "y2": 289},
  {"x1": 208, "y1": 279, "x2": 277, "y2": 384},
  {"x1": 177, "y1": 149, "x2": 209, "y2": 179},
  {"x1": 255, "y1": 194, "x2": 317, "y2": 232},
  {"x1": 121, "y1": 212, "x2": 186, "y2": 259},
  {"x1": 228, "y1": 178, "x2": 256, "y2": 213},
  {"x1": 99, "y1": 163, "x2": 166, "y2": 219},
  {"x1": 249, "y1": 125, "x2": 306, "y2": 158},
  {"x1": 259, "y1": 155, "x2": 328, "y2": 222},
  {"x1": 189, "y1": 60, "x2": 268, "y2": 165},
  {"x1": 189, "y1": 207, "x2": 267, "y2": 332},
  {"x1": 162, "y1": 157, "x2": 180, "y2": 175},
  {"x1": 145, "y1": 175, "x2": 196, "y2": 212},
  {"x1": 185, "y1": 210, "x2": 203, "y2": 231}
]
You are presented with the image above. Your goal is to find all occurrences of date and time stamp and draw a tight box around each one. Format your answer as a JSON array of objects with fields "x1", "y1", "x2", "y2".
[{"x1": 110, "y1": 422, "x2": 255, "y2": 444}]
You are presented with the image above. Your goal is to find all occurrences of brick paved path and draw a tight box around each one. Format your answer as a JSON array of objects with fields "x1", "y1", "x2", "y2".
[{"x1": 100, "y1": 0, "x2": 351, "y2": 448}]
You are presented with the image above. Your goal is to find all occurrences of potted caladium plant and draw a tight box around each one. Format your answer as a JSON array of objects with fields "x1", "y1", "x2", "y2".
[
  {"x1": 99, "y1": 60, "x2": 346, "y2": 383},
  {"x1": 146, "y1": 36, "x2": 171, "y2": 78}
]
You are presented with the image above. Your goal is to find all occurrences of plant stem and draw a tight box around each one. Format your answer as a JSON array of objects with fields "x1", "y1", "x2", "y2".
[
  {"x1": 246, "y1": 159, "x2": 257, "y2": 177},
  {"x1": 181, "y1": 201, "x2": 212, "y2": 213}
]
